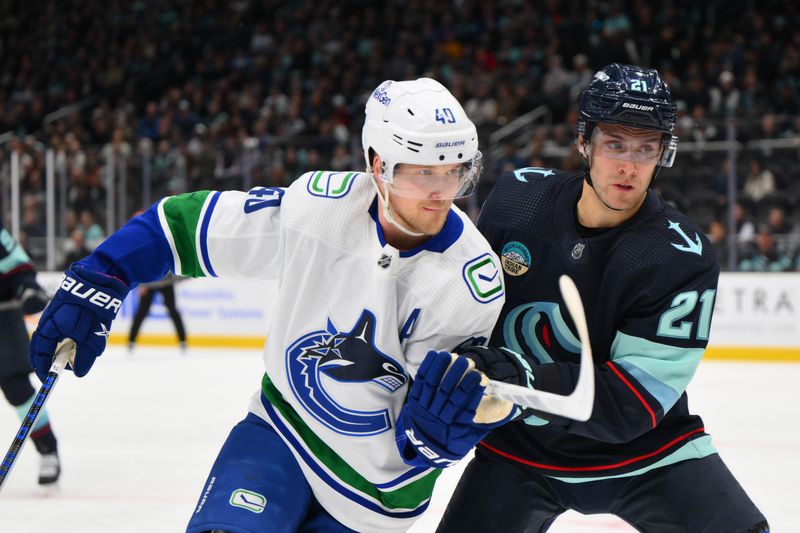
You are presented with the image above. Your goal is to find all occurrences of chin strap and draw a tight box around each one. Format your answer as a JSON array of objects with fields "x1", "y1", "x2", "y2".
[
  {"x1": 578, "y1": 137, "x2": 597, "y2": 190},
  {"x1": 579, "y1": 144, "x2": 624, "y2": 213},
  {"x1": 369, "y1": 171, "x2": 425, "y2": 237}
]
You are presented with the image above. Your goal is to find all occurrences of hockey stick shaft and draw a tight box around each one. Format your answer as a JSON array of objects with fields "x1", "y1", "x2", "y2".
[
  {"x1": 0, "y1": 300, "x2": 22, "y2": 311},
  {"x1": 0, "y1": 339, "x2": 74, "y2": 492},
  {"x1": 0, "y1": 291, "x2": 53, "y2": 312},
  {"x1": 485, "y1": 275, "x2": 595, "y2": 422}
]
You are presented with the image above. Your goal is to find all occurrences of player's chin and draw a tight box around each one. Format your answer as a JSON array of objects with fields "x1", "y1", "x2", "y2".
[
  {"x1": 415, "y1": 212, "x2": 448, "y2": 235},
  {"x1": 607, "y1": 198, "x2": 640, "y2": 212}
]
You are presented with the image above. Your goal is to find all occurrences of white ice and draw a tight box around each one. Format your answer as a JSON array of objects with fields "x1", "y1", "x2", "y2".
[{"x1": 0, "y1": 347, "x2": 797, "y2": 532}]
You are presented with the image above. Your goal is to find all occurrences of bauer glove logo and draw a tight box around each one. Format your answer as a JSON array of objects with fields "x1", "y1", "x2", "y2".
[
  {"x1": 60, "y1": 275, "x2": 123, "y2": 314},
  {"x1": 404, "y1": 428, "x2": 457, "y2": 466}
]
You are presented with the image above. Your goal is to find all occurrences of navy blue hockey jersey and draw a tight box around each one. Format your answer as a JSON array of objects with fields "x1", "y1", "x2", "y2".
[
  {"x1": 478, "y1": 168, "x2": 720, "y2": 479},
  {"x1": 0, "y1": 222, "x2": 36, "y2": 302}
]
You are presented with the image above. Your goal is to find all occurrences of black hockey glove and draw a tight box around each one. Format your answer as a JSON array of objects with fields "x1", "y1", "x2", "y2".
[
  {"x1": 12, "y1": 272, "x2": 50, "y2": 315},
  {"x1": 456, "y1": 345, "x2": 555, "y2": 422},
  {"x1": 456, "y1": 345, "x2": 534, "y2": 387}
]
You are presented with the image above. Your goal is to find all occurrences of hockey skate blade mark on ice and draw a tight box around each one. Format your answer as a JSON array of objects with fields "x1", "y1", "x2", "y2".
[
  {"x1": 485, "y1": 275, "x2": 595, "y2": 422},
  {"x1": 230, "y1": 488, "x2": 267, "y2": 513}
]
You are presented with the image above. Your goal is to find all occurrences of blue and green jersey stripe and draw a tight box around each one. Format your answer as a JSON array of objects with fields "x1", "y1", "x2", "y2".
[
  {"x1": 159, "y1": 191, "x2": 217, "y2": 278},
  {"x1": 261, "y1": 373, "x2": 441, "y2": 512}
]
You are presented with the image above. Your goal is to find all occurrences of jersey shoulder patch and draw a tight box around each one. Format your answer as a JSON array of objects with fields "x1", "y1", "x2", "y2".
[
  {"x1": 657, "y1": 204, "x2": 709, "y2": 255},
  {"x1": 462, "y1": 252, "x2": 504, "y2": 304},
  {"x1": 611, "y1": 205, "x2": 718, "y2": 292},
  {"x1": 304, "y1": 170, "x2": 362, "y2": 199},
  {"x1": 510, "y1": 166, "x2": 559, "y2": 183},
  {"x1": 479, "y1": 168, "x2": 578, "y2": 243},
  {"x1": 643, "y1": 206, "x2": 712, "y2": 260}
]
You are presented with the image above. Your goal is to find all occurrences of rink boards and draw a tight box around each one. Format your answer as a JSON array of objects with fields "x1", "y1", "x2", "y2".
[{"x1": 28, "y1": 272, "x2": 800, "y2": 362}]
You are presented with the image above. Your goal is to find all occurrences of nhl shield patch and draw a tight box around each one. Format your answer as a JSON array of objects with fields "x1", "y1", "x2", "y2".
[{"x1": 463, "y1": 253, "x2": 504, "y2": 303}]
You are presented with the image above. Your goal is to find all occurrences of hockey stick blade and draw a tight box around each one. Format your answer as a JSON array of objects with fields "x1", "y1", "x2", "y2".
[
  {"x1": 0, "y1": 339, "x2": 75, "y2": 492},
  {"x1": 484, "y1": 275, "x2": 595, "y2": 422}
]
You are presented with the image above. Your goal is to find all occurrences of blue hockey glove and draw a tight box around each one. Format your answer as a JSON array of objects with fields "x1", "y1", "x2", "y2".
[
  {"x1": 395, "y1": 350, "x2": 511, "y2": 468},
  {"x1": 29, "y1": 267, "x2": 128, "y2": 381}
]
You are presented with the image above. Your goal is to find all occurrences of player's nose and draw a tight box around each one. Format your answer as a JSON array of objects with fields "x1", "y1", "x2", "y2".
[{"x1": 617, "y1": 158, "x2": 638, "y2": 176}]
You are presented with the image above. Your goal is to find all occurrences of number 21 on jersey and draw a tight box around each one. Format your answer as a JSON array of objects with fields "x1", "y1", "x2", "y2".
[{"x1": 657, "y1": 289, "x2": 716, "y2": 341}]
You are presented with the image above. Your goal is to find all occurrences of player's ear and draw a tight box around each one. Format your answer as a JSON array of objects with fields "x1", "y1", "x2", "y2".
[
  {"x1": 372, "y1": 154, "x2": 382, "y2": 176},
  {"x1": 367, "y1": 148, "x2": 380, "y2": 176}
]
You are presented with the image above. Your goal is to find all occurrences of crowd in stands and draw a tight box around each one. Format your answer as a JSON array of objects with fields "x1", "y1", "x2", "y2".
[{"x1": 2, "y1": 0, "x2": 800, "y2": 270}]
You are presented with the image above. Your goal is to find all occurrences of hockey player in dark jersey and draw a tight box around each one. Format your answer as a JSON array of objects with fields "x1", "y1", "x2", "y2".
[
  {"x1": 0, "y1": 222, "x2": 61, "y2": 485},
  {"x1": 437, "y1": 64, "x2": 769, "y2": 532}
]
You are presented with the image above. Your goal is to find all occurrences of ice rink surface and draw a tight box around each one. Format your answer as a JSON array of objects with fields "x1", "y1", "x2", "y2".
[{"x1": 0, "y1": 346, "x2": 797, "y2": 532}]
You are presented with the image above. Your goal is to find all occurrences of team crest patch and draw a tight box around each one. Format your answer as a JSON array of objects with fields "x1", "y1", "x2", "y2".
[
  {"x1": 503, "y1": 301, "x2": 581, "y2": 365},
  {"x1": 463, "y1": 253, "x2": 504, "y2": 303},
  {"x1": 286, "y1": 309, "x2": 407, "y2": 436},
  {"x1": 306, "y1": 171, "x2": 358, "y2": 198},
  {"x1": 230, "y1": 489, "x2": 267, "y2": 513},
  {"x1": 501, "y1": 241, "x2": 531, "y2": 276}
]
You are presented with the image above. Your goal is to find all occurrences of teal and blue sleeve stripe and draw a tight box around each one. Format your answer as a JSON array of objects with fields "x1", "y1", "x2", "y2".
[
  {"x1": 538, "y1": 333, "x2": 703, "y2": 443},
  {"x1": 550, "y1": 331, "x2": 704, "y2": 442},
  {"x1": 611, "y1": 331, "x2": 704, "y2": 414},
  {"x1": 0, "y1": 225, "x2": 32, "y2": 275}
]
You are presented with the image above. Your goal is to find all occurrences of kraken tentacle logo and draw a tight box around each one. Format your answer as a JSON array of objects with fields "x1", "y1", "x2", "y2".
[
  {"x1": 286, "y1": 309, "x2": 408, "y2": 436},
  {"x1": 503, "y1": 301, "x2": 581, "y2": 364}
]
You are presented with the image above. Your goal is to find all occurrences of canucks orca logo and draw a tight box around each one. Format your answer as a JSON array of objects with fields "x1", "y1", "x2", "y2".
[
  {"x1": 503, "y1": 302, "x2": 581, "y2": 364},
  {"x1": 286, "y1": 309, "x2": 408, "y2": 436}
]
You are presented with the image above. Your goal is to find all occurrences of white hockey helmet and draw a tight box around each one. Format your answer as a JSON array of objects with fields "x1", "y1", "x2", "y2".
[{"x1": 362, "y1": 78, "x2": 482, "y2": 199}]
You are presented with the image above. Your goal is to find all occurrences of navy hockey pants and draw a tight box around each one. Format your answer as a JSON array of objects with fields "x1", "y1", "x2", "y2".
[{"x1": 437, "y1": 447, "x2": 768, "y2": 532}]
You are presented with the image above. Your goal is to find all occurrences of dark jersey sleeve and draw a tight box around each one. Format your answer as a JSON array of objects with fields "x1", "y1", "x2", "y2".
[
  {"x1": 558, "y1": 266, "x2": 717, "y2": 443},
  {"x1": 0, "y1": 221, "x2": 37, "y2": 300},
  {"x1": 549, "y1": 216, "x2": 719, "y2": 443}
]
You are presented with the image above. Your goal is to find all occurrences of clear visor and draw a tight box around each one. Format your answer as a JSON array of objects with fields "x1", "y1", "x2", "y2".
[
  {"x1": 384, "y1": 151, "x2": 482, "y2": 200},
  {"x1": 590, "y1": 127, "x2": 665, "y2": 164}
]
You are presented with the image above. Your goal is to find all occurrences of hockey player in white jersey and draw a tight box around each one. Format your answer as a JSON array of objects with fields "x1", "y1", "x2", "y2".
[{"x1": 29, "y1": 78, "x2": 511, "y2": 532}]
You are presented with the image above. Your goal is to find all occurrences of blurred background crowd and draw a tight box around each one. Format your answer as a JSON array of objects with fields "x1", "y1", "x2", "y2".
[{"x1": 2, "y1": 0, "x2": 800, "y2": 272}]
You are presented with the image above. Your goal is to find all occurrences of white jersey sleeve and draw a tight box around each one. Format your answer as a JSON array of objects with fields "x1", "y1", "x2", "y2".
[{"x1": 155, "y1": 185, "x2": 289, "y2": 280}]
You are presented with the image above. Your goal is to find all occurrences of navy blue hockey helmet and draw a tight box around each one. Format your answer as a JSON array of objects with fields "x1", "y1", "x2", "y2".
[{"x1": 576, "y1": 64, "x2": 679, "y2": 168}]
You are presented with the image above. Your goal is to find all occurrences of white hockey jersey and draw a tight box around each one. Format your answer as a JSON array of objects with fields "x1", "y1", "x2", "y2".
[{"x1": 155, "y1": 171, "x2": 505, "y2": 532}]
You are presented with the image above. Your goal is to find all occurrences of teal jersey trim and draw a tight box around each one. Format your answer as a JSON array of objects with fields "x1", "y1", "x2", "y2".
[
  {"x1": 548, "y1": 435, "x2": 717, "y2": 483},
  {"x1": 611, "y1": 331, "x2": 704, "y2": 413},
  {"x1": 521, "y1": 414, "x2": 549, "y2": 426},
  {"x1": 0, "y1": 227, "x2": 31, "y2": 274}
]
